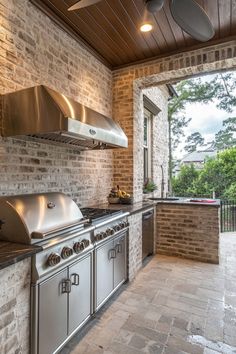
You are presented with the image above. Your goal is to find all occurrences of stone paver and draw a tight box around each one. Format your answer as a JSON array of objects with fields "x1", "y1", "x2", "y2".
[{"x1": 60, "y1": 233, "x2": 236, "y2": 354}]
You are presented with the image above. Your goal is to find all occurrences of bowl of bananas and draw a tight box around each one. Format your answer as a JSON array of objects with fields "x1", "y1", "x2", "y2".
[
  {"x1": 107, "y1": 186, "x2": 133, "y2": 204},
  {"x1": 107, "y1": 187, "x2": 120, "y2": 204},
  {"x1": 117, "y1": 186, "x2": 133, "y2": 204}
]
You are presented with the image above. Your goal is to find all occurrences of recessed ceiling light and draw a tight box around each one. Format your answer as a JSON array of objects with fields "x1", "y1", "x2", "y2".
[{"x1": 140, "y1": 23, "x2": 153, "y2": 32}]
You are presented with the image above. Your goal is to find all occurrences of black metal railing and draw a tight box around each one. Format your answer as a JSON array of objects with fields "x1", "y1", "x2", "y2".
[{"x1": 220, "y1": 200, "x2": 236, "y2": 232}]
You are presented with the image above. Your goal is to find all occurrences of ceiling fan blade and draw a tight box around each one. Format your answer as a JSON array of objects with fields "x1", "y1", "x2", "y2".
[
  {"x1": 68, "y1": 0, "x2": 102, "y2": 11},
  {"x1": 170, "y1": 0, "x2": 215, "y2": 42},
  {"x1": 145, "y1": 0, "x2": 165, "y2": 13}
]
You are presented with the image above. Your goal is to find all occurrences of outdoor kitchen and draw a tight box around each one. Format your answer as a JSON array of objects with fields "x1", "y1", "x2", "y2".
[{"x1": 0, "y1": 0, "x2": 235, "y2": 354}]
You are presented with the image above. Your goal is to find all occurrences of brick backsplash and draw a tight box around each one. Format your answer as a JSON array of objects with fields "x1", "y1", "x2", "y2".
[{"x1": 0, "y1": 136, "x2": 113, "y2": 206}]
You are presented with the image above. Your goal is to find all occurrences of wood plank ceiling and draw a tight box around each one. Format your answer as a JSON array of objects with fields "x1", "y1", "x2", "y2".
[{"x1": 31, "y1": 0, "x2": 236, "y2": 69}]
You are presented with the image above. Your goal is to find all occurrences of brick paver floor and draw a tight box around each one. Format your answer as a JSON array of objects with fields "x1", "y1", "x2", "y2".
[{"x1": 60, "y1": 233, "x2": 236, "y2": 354}]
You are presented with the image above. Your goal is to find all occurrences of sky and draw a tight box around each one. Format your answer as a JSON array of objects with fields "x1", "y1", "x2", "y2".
[{"x1": 173, "y1": 71, "x2": 236, "y2": 160}]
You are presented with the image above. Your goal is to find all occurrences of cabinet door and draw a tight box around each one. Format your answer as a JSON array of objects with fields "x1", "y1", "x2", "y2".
[
  {"x1": 114, "y1": 234, "x2": 127, "y2": 289},
  {"x1": 38, "y1": 269, "x2": 68, "y2": 354},
  {"x1": 95, "y1": 239, "x2": 114, "y2": 309},
  {"x1": 68, "y1": 254, "x2": 92, "y2": 334}
]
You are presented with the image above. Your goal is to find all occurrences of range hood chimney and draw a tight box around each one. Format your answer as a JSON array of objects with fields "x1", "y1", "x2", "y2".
[{"x1": 0, "y1": 85, "x2": 128, "y2": 150}]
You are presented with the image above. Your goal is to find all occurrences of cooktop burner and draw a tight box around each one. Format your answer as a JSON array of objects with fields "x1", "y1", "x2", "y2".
[{"x1": 81, "y1": 208, "x2": 123, "y2": 223}]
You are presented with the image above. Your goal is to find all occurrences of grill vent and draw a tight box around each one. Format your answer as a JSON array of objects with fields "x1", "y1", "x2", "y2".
[{"x1": 29, "y1": 132, "x2": 108, "y2": 150}]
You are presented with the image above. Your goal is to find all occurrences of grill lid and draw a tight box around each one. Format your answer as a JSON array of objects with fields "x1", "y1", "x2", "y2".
[{"x1": 0, "y1": 192, "x2": 84, "y2": 244}]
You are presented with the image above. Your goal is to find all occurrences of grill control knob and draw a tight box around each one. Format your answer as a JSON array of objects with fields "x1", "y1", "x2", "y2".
[
  {"x1": 47, "y1": 253, "x2": 61, "y2": 266},
  {"x1": 124, "y1": 221, "x2": 129, "y2": 227},
  {"x1": 95, "y1": 232, "x2": 106, "y2": 241},
  {"x1": 73, "y1": 242, "x2": 82, "y2": 254},
  {"x1": 119, "y1": 221, "x2": 125, "y2": 229},
  {"x1": 82, "y1": 239, "x2": 90, "y2": 247},
  {"x1": 80, "y1": 239, "x2": 90, "y2": 250},
  {"x1": 114, "y1": 224, "x2": 121, "y2": 232},
  {"x1": 100, "y1": 232, "x2": 106, "y2": 239},
  {"x1": 106, "y1": 228, "x2": 114, "y2": 236},
  {"x1": 61, "y1": 247, "x2": 73, "y2": 259}
]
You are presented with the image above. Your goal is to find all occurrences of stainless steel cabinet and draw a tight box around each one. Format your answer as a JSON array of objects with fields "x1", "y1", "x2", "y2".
[
  {"x1": 38, "y1": 269, "x2": 68, "y2": 354},
  {"x1": 95, "y1": 238, "x2": 114, "y2": 308},
  {"x1": 68, "y1": 255, "x2": 92, "y2": 334},
  {"x1": 114, "y1": 235, "x2": 126, "y2": 289},
  {"x1": 37, "y1": 253, "x2": 92, "y2": 354},
  {"x1": 95, "y1": 233, "x2": 127, "y2": 311}
]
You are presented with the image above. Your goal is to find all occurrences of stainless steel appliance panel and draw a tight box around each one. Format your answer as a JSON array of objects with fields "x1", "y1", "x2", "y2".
[
  {"x1": 114, "y1": 234, "x2": 127, "y2": 289},
  {"x1": 1, "y1": 85, "x2": 128, "y2": 149},
  {"x1": 142, "y1": 209, "x2": 154, "y2": 260},
  {"x1": 38, "y1": 269, "x2": 68, "y2": 354},
  {"x1": 68, "y1": 254, "x2": 92, "y2": 334},
  {"x1": 95, "y1": 239, "x2": 114, "y2": 308}
]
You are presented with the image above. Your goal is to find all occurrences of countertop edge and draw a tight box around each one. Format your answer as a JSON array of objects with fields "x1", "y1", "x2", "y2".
[{"x1": 0, "y1": 242, "x2": 42, "y2": 271}]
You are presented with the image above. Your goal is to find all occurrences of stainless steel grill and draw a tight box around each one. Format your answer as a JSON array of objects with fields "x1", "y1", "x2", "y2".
[
  {"x1": 0, "y1": 192, "x2": 85, "y2": 244},
  {"x1": 0, "y1": 192, "x2": 129, "y2": 354}
]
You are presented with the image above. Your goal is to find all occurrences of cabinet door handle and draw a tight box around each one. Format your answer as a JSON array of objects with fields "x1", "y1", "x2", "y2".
[
  {"x1": 143, "y1": 212, "x2": 153, "y2": 220},
  {"x1": 115, "y1": 243, "x2": 122, "y2": 254},
  {"x1": 71, "y1": 273, "x2": 80, "y2": 286},
  {"x1": 108, "y1": 249, "x2": 117, "y2": 260},
  {"x1": 61, "y1": 279, "x2": 71, "y2": 293}
]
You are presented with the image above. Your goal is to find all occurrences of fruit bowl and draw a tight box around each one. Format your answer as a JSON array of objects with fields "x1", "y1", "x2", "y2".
[
  {"x1": 120, "y1": 197, "x2": 133, "y2": 204},
  {"x1": 107, "y1": 197, "x2": 120, "y2": 204}
]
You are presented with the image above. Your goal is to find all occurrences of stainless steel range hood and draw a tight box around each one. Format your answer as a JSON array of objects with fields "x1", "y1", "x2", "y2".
[{"x1": 0, "y1": 85, "x2": 128, "y2": 150}]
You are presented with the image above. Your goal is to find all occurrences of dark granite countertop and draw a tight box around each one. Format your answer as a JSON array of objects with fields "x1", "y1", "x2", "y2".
[
  {"x1": 153, "y1": 198, "x2": 220, "y2": 207},
  {"x1": 0, "y1": 241, "x2": 42, "y2": 271},
  {"x1": 94, "y1": 200, "x2": 157, "y2": 215},
  {"x1": 92, "y1": 197, "x2": 220, "y2": 215}
]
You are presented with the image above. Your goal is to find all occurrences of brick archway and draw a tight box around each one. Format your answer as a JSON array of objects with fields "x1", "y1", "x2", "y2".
[{"x1": 113, "y1": 40, "x2": 236, "y2": 202}]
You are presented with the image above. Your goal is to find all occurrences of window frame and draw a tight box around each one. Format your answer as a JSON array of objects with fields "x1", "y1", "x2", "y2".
[{"x1": 143, "y1": 107, "x2": 152, "y2": 182}]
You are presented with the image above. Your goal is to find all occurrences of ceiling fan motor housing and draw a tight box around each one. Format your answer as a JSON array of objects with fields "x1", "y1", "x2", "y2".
[{"x1": 145, "y1": 0, "x2": 165, "y2": 13}]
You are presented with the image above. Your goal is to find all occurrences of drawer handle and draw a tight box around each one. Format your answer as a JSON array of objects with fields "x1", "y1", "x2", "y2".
[
  {"x1": 108, "y1": 249, "x2": 117, "y2": 260},
  {"x1": 71, "y1": 273, "x2": 80, "y2": 286},
  {"x1": 115, "y1": 243, "x2": 122, "y2": 254},
  {"x1": 61, "y1": 279, "x2": 71, "y2": 294}
]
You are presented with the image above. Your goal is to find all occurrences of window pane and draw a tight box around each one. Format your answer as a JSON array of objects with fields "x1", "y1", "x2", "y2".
[
  {"x1": 144, "y1": 148, "x2": 148, "y2": 181},
  {"x1": 144, "y1": 117, "x2": 148, "y2": 146}
]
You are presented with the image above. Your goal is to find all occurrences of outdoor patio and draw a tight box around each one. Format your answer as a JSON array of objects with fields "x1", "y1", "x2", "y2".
[{"x1": 60, "y1": 232, "x2": 236, "y2": 354}]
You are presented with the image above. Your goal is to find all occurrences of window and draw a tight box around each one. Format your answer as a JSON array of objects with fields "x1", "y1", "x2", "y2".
[{"x1": 143, "y1": 108, "x2": 152, "y2": 182}]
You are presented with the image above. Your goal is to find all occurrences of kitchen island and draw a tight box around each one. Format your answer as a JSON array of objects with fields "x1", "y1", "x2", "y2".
[{"x1": 97, "y1": 198, "x2": 220, "y2": 264}]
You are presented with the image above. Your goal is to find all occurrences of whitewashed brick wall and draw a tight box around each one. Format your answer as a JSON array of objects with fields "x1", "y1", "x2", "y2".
[
  {"x1": 0, "y1": 0, "x2": 113, "y2": 205},
  {"x1": 128, "y1": 212, "x2": 142, "y2": 281},
  {"x1": 0, "y1": 258, "x2": 31, "y2": 354}
]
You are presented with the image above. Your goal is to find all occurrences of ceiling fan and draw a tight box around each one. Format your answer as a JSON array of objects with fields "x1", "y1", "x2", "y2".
[{"x1": 68, "y1": 0, "x2": 215, "y2": 42}]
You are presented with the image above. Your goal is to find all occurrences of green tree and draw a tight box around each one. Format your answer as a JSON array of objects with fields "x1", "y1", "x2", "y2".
[
  {"x1": 172, "y1": 164, "x2": 199, "y2": 197},
  {"x1": 194, "y1": 147, "x2": 236, "y2": 198},
  {"x1": 169, "y1": 72, "x2": 236, "y2": 193},
  {"x1": 224, "y1": 183, "x2": 236, "y2": 200},
  {"x1": 213, "y1": 73, "x2": 236, "y2": 113},
  {"x1": 184, "y1": 132, "x2": 204, "y2": 153},
  {"x1": 168, "y1": 78, "x2": 218, "y2": 188},
  {"x1": 214, "y1": 117, "x2": 236, "y2": 150}
]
